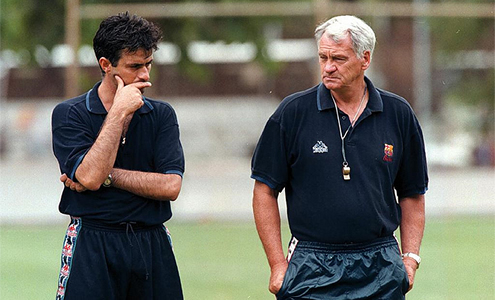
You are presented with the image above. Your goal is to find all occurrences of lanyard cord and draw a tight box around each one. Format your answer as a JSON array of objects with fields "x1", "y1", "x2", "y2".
[{"x1": 330, "y1": 85, "x2": 367, "y2": 167}]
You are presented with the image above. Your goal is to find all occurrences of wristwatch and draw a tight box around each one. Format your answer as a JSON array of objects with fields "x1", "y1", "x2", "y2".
[
  {"x1": 402, "y1": 252, "x2": 421, "y2": 269},
  {"x1": 102, "y1": 173, "x2": 113, "y2": 187}
]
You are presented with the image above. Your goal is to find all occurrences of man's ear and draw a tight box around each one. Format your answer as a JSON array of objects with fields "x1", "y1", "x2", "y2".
[
  {"x1": 361, "y1": 51, "x2": 371, "y2": 71},
  {"x1": 98, "y1": 57, "x2": 112, "y2": 75}
]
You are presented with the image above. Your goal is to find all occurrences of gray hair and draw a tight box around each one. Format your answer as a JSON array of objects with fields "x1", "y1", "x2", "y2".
[{"x1": 315, "y1": 15, "x2": 376, "y2": 59}]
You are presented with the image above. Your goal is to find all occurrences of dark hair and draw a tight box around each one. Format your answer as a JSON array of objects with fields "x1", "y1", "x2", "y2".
[{"x1": 93, "y1": 12, "x2": 162, "y2": 74}]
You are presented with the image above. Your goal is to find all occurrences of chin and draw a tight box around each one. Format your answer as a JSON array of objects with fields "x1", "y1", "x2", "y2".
[
  {"x1": 322, "y1": 77, "x2": 337, "y2": 87},
  {"x1": 323, "y1": 81, "x2": 341, "y2": 91}
]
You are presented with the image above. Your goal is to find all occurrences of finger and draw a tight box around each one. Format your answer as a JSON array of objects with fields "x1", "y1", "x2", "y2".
[
  {"x1": 270, "y1": 276, "x2": 284, "y2": 294},
  {"x1": 75, "y1": 184, "x2": 86, "y2": 193},
  {"x1": 115, "y1": 75, "x2": 125, "y2": 90},
  {"x1": 65, "y1": 178, "x2": 74, "y2": 188},
  {"x1": 60, "y1": 173, "x2": 68, "y2": 182},
  {"x1": 128, "y1": 81, "x2": 152, "y2": 91},
  {"x1": 269, "y1": 282, "x2": 281, "y2": 295},
  {"x1": 269, "y1": 270, "x2": 286, "y2": 294}
]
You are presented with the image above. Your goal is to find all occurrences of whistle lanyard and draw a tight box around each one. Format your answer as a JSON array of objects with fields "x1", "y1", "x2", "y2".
[{"x1": 330, "y1": 85, "x2": 367, "y2": 180}]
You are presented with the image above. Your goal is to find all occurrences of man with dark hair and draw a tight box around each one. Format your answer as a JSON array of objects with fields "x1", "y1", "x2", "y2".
[
  {"x1": 52, "y1": 12, "x2": 184, "y2": 299},
  {"x1": 251, "y1": 15, "x2": 427, "y2": 299}
]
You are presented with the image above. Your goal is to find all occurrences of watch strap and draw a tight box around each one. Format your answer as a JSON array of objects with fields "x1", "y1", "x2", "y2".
[{"x1": 402, "y1": 252, "x2": 421, "y2": 268}]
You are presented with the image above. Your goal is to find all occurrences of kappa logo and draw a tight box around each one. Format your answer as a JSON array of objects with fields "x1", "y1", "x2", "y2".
[
  {"x1": 67, "y1": 225, "x2": 78, "y2": 237},
  {"x1": 313, "y1": 141, "x2": 328, "y2": 154},
  {"x1": 383, "y1": 144, "x2": 394, "y2": 162},
  {"x1": 61, "y1": 264, "x2": 70, "y2": 277},
  {"x1": 62, "y1": 243, "x2": 73, "y2": 257},
  {"x1": 57, "y1": 285, "x2": 65, "y2": 297}
]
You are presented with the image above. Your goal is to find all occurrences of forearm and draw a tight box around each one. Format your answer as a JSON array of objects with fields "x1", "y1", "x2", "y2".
[
  {"x1": 253, "y1": 181, "x2": 286, "y2": 269},
  {"x1": 253, "y1": 181, "x2": 288, "y2": 294},
  {"x1": 399, "y1": 194, "x2": 425, "y2": 291},
  {"x1": 75, "y1": 77, "x2": 148, "y2": 191},
  {"x1": 75, "y1": 111, "x2": 126, "y2": 190},
  {"x1": 111, "y1": 168, "x2": 182, "y2": 201},
  {"x1": 400, "y1": 194, "x2": 425, "y2": 254}
]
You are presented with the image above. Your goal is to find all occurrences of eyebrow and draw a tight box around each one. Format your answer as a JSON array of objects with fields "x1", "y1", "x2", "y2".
[{"x1": 128, "y1": 59, "x2": 153, "y2": 67}]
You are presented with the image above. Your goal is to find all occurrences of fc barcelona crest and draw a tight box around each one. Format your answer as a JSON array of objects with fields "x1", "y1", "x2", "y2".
[{"x1": 383, "y1": 144, "x2": 394, "y2": 162}]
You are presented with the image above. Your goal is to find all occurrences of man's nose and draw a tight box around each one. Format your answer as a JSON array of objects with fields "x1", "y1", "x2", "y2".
[
  {"x1": 324, "y1": 61, "x2": 336, "y2": 73},
  {"x1": 138, "y1": 67, "x2": 150, "y2": 81}
]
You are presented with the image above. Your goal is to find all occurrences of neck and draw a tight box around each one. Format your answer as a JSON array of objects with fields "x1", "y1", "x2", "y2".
[
  {"x1": 331, "y1": 80, "x2": 367, "y2": 105},
  {"x1": 331, "y1": 83, "x2": 368, "y2": 123},
  {"x1": 97, "y1": 76, "x2": 117, "y2": 112}
]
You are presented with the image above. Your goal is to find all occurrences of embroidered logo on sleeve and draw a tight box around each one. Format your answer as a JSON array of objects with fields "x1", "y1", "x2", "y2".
[
  {"x1": 383, "y1": 144, "x2": 394, "y2": 162},
  {"x1": 313, "y1": 141, "x2": 328, "y2": 153}
]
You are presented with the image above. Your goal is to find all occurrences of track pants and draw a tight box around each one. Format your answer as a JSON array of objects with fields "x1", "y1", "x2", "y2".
[
  {"x1": 56, "y1": 217, "x2": 183, "y2": 300},
  {"x1": 276, "y1": 236, "x2": 410, "y2": 300}
]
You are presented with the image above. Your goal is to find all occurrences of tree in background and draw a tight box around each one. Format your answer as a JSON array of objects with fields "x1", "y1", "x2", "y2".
[{"x1": 1, "y1": 0, "x2": 493, "y2": 117}]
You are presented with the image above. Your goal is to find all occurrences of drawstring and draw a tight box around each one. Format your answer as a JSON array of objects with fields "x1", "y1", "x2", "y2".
[{"x1": 121, "y1": 222, "x2": 150, "y2": 280}]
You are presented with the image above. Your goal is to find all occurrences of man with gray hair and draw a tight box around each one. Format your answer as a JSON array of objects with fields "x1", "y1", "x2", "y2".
[{"x1": 251, "y1": 15, "x2": 427, "y2": 299}]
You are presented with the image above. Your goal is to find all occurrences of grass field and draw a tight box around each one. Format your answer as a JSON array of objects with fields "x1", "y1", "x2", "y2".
[{"x1": 1, "y1": 215, "x2": 494, "y2": 299}]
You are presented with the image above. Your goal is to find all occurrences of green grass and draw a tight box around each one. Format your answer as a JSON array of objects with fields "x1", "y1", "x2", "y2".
[
  {"x1": 411, "y1": 216, "x2": 495, "y2": 300},
  {"x1": 1, "y1": 216, "x2": 494, "y2": 299}
]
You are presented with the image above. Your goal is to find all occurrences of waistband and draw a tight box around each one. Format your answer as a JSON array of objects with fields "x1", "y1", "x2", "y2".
[
  {"x1": 71, "y1": 217, "x2": 154, "y2": 281},
  {"x1": 72, "y1": 217, "x2": 163, "y2": 232},
  {"x1": 295, "y1": 236, "x2": 397, "y2": 253}
]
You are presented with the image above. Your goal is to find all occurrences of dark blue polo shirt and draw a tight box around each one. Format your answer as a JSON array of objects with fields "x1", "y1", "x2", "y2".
[
  {"x1": 52, "y1": 82, "x2": 185, "y2": 226},
  {"x1": 251, "y1": 77, "x2": 428, "y2": 244}
]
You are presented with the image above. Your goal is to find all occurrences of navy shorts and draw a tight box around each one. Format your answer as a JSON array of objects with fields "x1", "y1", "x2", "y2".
[
  {"x1": 276, "y1": 236, "x2": 410, "y2": 300},
  {"x1": 56, "y1": 217, "x2": 183, "y2": 300}
]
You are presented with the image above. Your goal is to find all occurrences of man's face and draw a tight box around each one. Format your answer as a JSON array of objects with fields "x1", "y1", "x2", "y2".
[
  {"x1": 318, "y1": 34, "x2": 370, "y2": 91},
  {"x1": 110, "y1": 48, "x2": 153, "y2": 93}
]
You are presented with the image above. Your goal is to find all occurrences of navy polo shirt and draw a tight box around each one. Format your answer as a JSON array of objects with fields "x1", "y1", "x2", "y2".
[
  {"x1": 52, "y1": 82, "x2": 185, "y2": 225},
  {"x1": 251, "y1": 77, "x2": 428, "y2": 244}
]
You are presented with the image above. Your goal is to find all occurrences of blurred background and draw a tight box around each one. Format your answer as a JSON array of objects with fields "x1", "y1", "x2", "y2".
[
  {"x1": 1, "y1": 0, "x2": 494, "y2": 223},
  {"x1": 0, "y1": 0, "x2": 494, "y2": 299}
]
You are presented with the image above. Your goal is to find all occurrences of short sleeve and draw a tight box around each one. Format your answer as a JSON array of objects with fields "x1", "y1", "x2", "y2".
[
  {"x1": 51, "y1": 101, "x2": 97, "y2": 180},
  {"x1": 153, "y1": 104, "x2": 185, "y2": 176},
  {"x1": 251, "y1": 117, "x2": 289, "y2": 192},
  {"x1": 394, "y1": 115, "x2": 429, "y2": 198}
]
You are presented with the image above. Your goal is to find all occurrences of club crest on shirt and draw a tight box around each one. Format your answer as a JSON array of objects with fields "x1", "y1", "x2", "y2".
[
  {"x1": 313, "y1": 141, "x2": 328, "y2": 154},
  {"x1": 383, "y1": 144, "x2": 394, "y2": 162}
]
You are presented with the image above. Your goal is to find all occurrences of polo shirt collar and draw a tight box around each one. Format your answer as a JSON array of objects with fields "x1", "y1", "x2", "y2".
[
  {"x1": 316, "y1": 76, "x2": 383, "y2": 113},
  {"x1": 85, "y1": 81, "x2": 154, "y2": 115}
]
